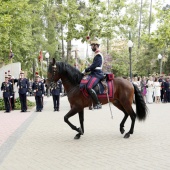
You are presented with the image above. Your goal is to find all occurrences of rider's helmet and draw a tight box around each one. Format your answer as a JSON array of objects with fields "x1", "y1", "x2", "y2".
[{"x1": 90, "y1": 37, "x2": 100, "y2": 46}]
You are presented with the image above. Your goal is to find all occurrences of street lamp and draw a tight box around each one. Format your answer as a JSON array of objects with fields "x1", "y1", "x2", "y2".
[
  {"x1": 45, "y1": 52, "x2": 50, "y2": 97},
  {"x1": 158, "y1": 54, "x2": 162, "y2": 75},
  {"x1": 128, "y1": 39, "x2": 133, "y2": 81}
]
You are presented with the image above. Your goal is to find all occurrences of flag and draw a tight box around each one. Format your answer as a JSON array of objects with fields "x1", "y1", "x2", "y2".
[{"x1": 38, "y1": 50, "x2": 43, "y2": 62}]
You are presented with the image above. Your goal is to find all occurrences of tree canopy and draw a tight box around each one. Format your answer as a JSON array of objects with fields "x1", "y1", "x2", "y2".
[{"x1": 0, "y1": 0, "x2": 170, "y2": 78}]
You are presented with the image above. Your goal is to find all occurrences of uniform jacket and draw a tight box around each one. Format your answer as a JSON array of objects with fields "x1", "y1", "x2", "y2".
[
  {"x1": 164, "y1": 81, "x2": 170, "y2": 92},
  {"x1": 17, "y1": 78, "x2": 30, "y2": 94},
  {"x1": 32, "y1": 81, "x2": 45, "y2": 96},
  {"x1": 8, "y1": 79, "x2": 18, "y2": 93},
  {"x1": 51, "y1": 80, "x2": 62, "y2": 96},
  {"x1": 1, "y1": 82, "x2": 13, "y2": 98},
  {"x1": 85, "y1": 52, "x2": 104, "y2": 79}
]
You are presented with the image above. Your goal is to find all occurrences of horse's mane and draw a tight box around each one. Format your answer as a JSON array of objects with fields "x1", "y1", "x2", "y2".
[{"x1": 55, "y1": 62, "x2": 84, "y2": 85}]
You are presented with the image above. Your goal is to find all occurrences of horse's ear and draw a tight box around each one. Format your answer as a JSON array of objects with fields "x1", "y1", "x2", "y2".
[{"x1": 52, "y1": 58, "x2": 56, "y2": 66}]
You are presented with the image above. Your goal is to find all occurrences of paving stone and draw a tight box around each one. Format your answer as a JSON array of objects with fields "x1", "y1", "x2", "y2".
[{"x1": 0, "y1": 96, "x2": 170, "y2": 169}]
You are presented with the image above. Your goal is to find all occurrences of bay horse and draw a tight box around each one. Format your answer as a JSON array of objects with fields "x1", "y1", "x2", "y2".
[{"x1": 47, "y1": 58, "x2": 148, "y2": 139}]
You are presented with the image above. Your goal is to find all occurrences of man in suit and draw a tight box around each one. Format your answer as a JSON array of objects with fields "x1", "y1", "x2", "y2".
[
  {"x1": 164, "y1": 77, "x2": 170, "y2": 102},
  {"x1": 159, "y1": 75, "x2": 165, "y2": 102},
  {"x1": 1, "y1": 72, "x2": 13, "y2": 112},
  {"x1": 17, "y1": 70, "x2": 30, "y2": 112},
  {"x1": 51, "y1": 79, "x2": 62, "y2": 111},
  {"x1": 32, "y1": 72, "x2": 45, "y2": 112}
]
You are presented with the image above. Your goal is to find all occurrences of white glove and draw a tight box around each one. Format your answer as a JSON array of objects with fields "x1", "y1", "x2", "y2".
[
  {"x1": 26, "y1": 92, "x2": 28, "y2": 95},
  {"x1": 42, "y1": 94, "x2": 44, "y2": 97},
  {"x1": 34, "y1": 90, "x2": 36, "y2": 92},
  {"x1": 10, "y1": 96, "x2": 13, "y2": 98}
]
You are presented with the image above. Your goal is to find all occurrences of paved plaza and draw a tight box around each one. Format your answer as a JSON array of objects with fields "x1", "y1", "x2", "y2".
[{"x1": 0, "y1": 96, "x2": 170, "y2": 170}]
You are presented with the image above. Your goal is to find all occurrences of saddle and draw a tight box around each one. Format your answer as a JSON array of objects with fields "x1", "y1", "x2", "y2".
[{"x1": 80, "y1": 73, "x2": 114, "y2": 99}]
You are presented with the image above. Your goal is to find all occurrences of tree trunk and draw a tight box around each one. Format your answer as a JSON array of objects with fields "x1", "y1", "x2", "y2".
[
  {"x1": 67, "y1": 40, "x2": 72, "y2": 62},
  {"x1": 61, "y1": 23, "x2": 65, "y2": 61},
  {"x1": 138, "y1": 0, "x2": 143, "y2": 49},
  {"x1": 148, "y1": 0, "x2": 152, "y2": 36}
]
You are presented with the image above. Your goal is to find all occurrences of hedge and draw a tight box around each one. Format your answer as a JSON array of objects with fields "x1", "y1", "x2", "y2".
[{"x1": 0, "y1": 98, "x2": 35, "y2": 110}]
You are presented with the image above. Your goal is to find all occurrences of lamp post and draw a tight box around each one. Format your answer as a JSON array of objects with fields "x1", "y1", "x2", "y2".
[
  {"x1": 158, "y1": 54, "x2": 162, "y2": 75},
  {"x1": 45, "y1": 52, "x2": 50, "y2": 97},
  {"x1": 128, "y1": 37, "x2": 133, "y2": 81}
]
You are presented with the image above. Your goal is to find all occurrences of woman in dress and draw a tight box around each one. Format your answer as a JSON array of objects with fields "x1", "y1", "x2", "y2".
[
  {"x1": 133, "y1": 77, "x2": 140, "y2": 89},
  {"x1": 146, "y1": 76, "x2": 154, "y2": 104},
  {"x1": 153, "y1": 77, "x2": 161, "y2": 103},
  {"x1": 137, "y1": 76, "x2": 141, "y2": 91}
]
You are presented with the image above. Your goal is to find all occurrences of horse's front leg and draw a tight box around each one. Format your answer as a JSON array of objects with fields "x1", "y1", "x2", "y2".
[
  {"x1": 64, "y1": 108, "x2": 83, "y2": 139},
  {"x1": 74, "y1": 110, "x2": 84, "y2": 139}
]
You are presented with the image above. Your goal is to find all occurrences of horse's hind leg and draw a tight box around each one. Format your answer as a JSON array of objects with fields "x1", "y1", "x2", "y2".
[
  {"x1": 120, "y1": 113, "x2": 128, "y2": 134},
  {"x1": 114, "y1": 100, "x2": 136, "y2": 138},
  {"x1": 113, "y1": 101, "x2": 128, "y2": 135},
  {"x1": 74, "y1": 110, "x2": 84, "y2": 139},
  {"x1": 124, "y1": 107, "x2": 136, "y2": 138}
]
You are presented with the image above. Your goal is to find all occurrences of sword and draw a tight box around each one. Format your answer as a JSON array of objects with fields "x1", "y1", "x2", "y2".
[
  {"x1": 8, "y1": 97, "x2": 12, "y2": 111},
  {"x1": 105, "y1": 85, "x2": 113, "y2": 119}
]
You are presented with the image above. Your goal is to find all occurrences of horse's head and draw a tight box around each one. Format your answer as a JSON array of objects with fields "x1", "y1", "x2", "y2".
[
  {"x1": 46, "y1": 58, "x2": 60, "y2": 88},
  {"x1": 46, "y1": 59, "x2": 84, "y2": 88}
]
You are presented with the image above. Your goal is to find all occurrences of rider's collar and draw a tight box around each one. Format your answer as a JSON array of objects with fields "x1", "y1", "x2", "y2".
[{"x1": 95, "y1": 50, "x2": 100, "y2": 54}]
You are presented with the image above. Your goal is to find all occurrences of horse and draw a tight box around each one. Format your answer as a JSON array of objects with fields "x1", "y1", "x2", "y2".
[{"x1": 47, "y1": 58, "x2": 148, "y2": 139}]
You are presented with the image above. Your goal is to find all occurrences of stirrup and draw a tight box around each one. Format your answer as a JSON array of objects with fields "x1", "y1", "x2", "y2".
[{"x1": 93, "y1": 104, "x2": 102, "y2": 109}]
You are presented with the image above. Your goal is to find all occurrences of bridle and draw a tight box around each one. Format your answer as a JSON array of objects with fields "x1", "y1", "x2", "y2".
[
  {"x1": 47, "y1": 64, "x2": 58, "y2": 88},
  {"x1": 47, "y1": 63, "x2": 79, "y2": 95}
]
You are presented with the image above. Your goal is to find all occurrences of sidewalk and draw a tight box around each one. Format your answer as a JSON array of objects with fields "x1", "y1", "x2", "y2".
[{"x1": 0, "y1": 96, "x2": 170, "y2": 170}]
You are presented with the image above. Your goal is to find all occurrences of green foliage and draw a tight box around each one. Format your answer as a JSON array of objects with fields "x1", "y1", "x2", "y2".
[
  {"x1": 0, "y1": 98, "x2": 35, "y2": 110},
  {"x1": 1, "y1": 0, "x2": 170, "y2": 77}
]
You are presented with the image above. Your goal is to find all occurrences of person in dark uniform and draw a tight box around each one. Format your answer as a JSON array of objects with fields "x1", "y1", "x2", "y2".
[
  {"x1": 1, "y1": 72, "x2": 13, "y2": 112},
  {"x1": 84, "y1": 37, "x2": 104, "y2": 109},
  {"x1": 164, "y1": 77, "x2": 170, "y2": 102},
  {"x1": 41, "y1": 78, "x2": 45, "y2": 109},
  {"x1": 51, "y1": 79, "x2": 62, "y2": 111},
  {"x1": 159, "y1": 75, "x2": 165, "y2": 102},
  {"x1": 32, "y1": 72, "x2": 45, "y2": 112},
  {"x1": 17, "y1": 70, "x2": 30, "y2": 112},
  {"x1": 8, "y1": 70, "x2": 18, "y2": 110}
]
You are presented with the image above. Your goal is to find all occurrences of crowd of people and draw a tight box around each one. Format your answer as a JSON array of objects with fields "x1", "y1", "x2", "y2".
[
  {"x1": 1, "y1": 70, "x2": 62, "y2": 113},
  {"x1": 131, "y1": 75, "x2": 170, "y2": 104},
  {"x1": 1, "y1": 67, "x2": 170, "y2": 113}
]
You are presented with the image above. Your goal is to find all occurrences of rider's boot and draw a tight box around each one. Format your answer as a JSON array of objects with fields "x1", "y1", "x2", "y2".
[{"x1": 87, "y1": 89, "x2": 102, "y2": 109}]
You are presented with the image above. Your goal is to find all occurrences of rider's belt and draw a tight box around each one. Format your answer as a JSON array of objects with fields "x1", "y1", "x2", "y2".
[{"x1": 95, "y1": 67, "x2": 102, "y2": 70}]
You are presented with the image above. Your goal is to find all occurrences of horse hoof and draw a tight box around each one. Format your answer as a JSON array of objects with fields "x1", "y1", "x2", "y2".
[
  {"x1": 120, "y1": 128, "x2": 125, "y2": 134},
  {"x1": 78, "y1": 127, "x2": 83, "y2": 135},
  {"x1": 74, "y1": 134, "x2": 81, "y2": 140},
  {"x1": 124, "y1": 133, "x2": 130, "y2": 138}
]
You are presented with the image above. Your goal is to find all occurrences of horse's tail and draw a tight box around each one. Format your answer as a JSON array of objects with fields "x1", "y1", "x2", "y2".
[{"x1": 133, "y1": 84, "x2": 148, "y2": 121}]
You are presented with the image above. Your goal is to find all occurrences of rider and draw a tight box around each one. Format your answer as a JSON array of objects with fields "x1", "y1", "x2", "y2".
[{"x1": 85, "y1": 37, "x2": 104, "y2": 109}]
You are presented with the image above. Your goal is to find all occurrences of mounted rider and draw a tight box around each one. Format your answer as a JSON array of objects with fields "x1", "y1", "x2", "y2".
[{"x1": 85, "y1": 37, "x2": 104, "y2": 109}]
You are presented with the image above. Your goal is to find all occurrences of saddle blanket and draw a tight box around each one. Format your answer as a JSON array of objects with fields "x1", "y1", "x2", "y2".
[{"x1": 80, "y1": 76, "x2": 114, "y2": 99}]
